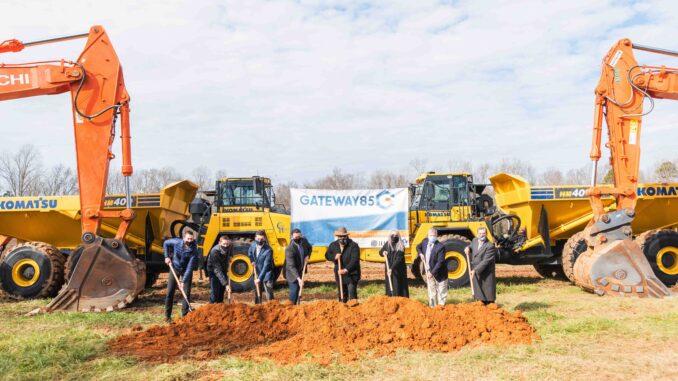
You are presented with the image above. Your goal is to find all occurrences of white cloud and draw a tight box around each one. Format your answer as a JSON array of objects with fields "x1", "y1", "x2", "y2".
[{"x1": 1, "y1": 0, "x2": 677, "y2": 187}]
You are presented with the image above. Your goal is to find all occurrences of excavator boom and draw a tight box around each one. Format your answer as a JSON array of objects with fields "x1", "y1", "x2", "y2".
[
  {"x1": 575, "y1": 38, "x2": 677, "y2": 298},
  {"x1": 0, "y1": 26, "x2": 145, "y2": 311}
]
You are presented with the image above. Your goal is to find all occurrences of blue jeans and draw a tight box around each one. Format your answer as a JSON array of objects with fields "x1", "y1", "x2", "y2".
[
  {"x1": 288, "y1": 279, "x2": 300, "y2": 304},
  {"x1": 209, "y1": 273, "x2": 225, "y2": 303}
]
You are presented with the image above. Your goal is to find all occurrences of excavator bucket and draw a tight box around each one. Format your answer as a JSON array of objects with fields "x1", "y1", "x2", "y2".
[
  {"x1": 44, "y1": 235, "x2": 146, "y2": 312},
  {"x1": 574, "y1": 238, "x2": 672, "y2": 298}
]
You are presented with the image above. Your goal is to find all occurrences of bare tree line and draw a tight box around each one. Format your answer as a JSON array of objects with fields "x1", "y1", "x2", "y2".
[{"x1": 2, "y1": 145, "x2": 678, "y2": 203}]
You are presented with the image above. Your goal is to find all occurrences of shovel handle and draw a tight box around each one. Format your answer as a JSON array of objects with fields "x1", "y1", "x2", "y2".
[
  {"x1": 168, "y1": 262, "x2": 193, "y2": 312},
  {"x1": 465, "y1": 249, "x2": 475, "y2": 298},
  {"x1": 252, "y1": 260, "x2": 261, "y2": 299},
  {"x1": 338, "y1": 257, "x2": 344, "y2": 301},
  {"x1": 297, "y1": 258, "x2": 309, "y2": 305},
  {"x1": 384, "y1": 251, "x2": 394, "y2": 295}
]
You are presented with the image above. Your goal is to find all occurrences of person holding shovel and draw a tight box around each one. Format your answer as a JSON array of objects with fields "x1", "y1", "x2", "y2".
[
  {"x1": 416, "y1": 228, "x2": 447, "y2": 307},
  {"x1": 163, "y1": 230, "x2": 200, "y2": 322},
  {"x1": 379, "y1": 230, "x2": 409, "y2": 297},
  {"x1": 248, "y1": 230, "x2": 274, "y2": 304},
  {"x1": 285, "y1": 228, "x2": 312, "y2": 304},
  {"x1": 324, "y1": 227, "x2": 360, "y2": 302},
  {"x1": 464, "y1": 226, "x2": 497, "y2": 305},
  {"x1": 207, "y1": 235, "x2": 233, "y2": 304}
]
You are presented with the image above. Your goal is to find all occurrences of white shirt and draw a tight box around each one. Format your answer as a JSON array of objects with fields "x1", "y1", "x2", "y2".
[{"x1": 424, "y1": 241, "x2": 434, "y2": 271}]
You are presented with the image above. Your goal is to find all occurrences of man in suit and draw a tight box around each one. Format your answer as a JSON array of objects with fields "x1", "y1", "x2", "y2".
[
  {"x1": 464, "y1": 226, "x2": 497, "y2": 304},
  {"x1": 324, "y1": 227, "x2": 361, "y2": 302},
  {"x1": 416, "y1": 228, "x2": 447, "y2": 307},
  {"x1": 248, "y1": 230, "x2": 274, "y2": 304},
  {"x1": 285, "y1": 228, "x2": 312, "y2": 304}
]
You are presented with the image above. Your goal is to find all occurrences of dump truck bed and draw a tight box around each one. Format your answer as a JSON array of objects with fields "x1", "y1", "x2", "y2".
[
  {"x1": 0, "y1": 180, "x2": 198, "y2": 255},
  {"x1": 491, "y1": 173, "x2": 678, "y2": 251}
]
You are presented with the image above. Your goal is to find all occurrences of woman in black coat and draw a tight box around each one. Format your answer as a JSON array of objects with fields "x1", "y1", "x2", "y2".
[{"x1": 379, "y1": 230, "x2": 409, "y2": 297}]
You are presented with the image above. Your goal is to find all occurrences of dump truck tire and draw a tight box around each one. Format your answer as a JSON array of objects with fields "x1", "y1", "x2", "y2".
[
  {"x1": 562, "y1": 232, "x2": 587, "y2": 284},
  {"x1": 229, "y1": 238, "x2": 255, "y2": 292},
  {"x1": 637, "y1": 229, "x2": 678, "y2": 286},
  {"x1": 64, "y1": 247, "x2": 84, "y2": 282},
  {"x1": 438, "y1": 234, "x2": 471, "y2": 288},
  {"x1": 410, "y1": 256, "x2": 425, "y2": 282},
  {"x1": 0, "y1": 242, "x2": 65, "y2": 298},
  {"x1": 144, "y1": 272, "x2": 160, "y2": 288},
  {"x1": 533, "y1": 263, "x2": 567, "y2": 280}
]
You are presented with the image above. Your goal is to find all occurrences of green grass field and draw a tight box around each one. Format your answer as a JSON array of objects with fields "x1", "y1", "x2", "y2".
[{"x1": 0, "y1": 269, "x2": 676, "y2": 381}]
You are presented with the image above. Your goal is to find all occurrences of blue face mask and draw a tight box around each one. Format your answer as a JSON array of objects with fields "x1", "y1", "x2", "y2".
[
  {"x1": 428, "y1": 236, "x2": 437, "y2": 243},
  {"x1": 255, "y1": 239, "x2": 263, "y2": 245}
]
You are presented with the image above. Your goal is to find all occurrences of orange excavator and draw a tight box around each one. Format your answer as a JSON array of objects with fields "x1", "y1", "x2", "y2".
[
  {"x1": 574, "y1": 38, "x2": 677, "y2": 298},
  {"x1": 0, "y1": 26, "x2": 146, "y2": 311}
]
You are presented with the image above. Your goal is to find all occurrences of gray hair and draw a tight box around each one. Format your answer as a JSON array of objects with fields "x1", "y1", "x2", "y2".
[
  {"x1": 477, "y1": 227, "x2": 487, "y2": 233},
  {"x1": 428, "y1": 228, "x2": 438, "y2": 235}
]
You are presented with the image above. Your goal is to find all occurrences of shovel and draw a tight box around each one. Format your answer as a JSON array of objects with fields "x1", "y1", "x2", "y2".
[
  {"x1": 226, "y1": 261, "x2": 232, "y2": 304},
  {"x1": 465, "y1": 248, "x2": 476, "y2": 299},
  {"x1": 383, "y1": 250, "x2": 394, "y2": 295},
  {"x1": 168, "y1": 262, "x2": 193, "y2": 312},
  {"x1": 420, "y1": 254, "x2": 434, "y2": 306},
  {"x1": 296, "y1": 258, "x2": 309, "y2": 305},
  {"x1": 252, "y1": 261, "x2": 262, "y2": 302},
  {"x1": 337, "y1": 256, "x2": 345, "y2": 301}
]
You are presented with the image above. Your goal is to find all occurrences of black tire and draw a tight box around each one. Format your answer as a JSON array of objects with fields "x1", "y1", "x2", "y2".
[
  {"x1": 64, "y1": 246, "x2": 84, "y2": 282},
  {"x1": 438, "y1": 234, "x2": 471, "y2": 288},
  {"x1": 636, "y1": 229, "x2": 678, "y2": 286},
  {"x1": 144, "y1": 272, "x2": 160, "y2": 288},
  {"x1": 562, "y1": 232, "x2": 588, "y2": 284},
  {"x1": 533, "y1": 263, "x2": 567, "y2": 280},
  {"x1": 229, "y1": 238, "x2": 255, "y2": 292},
  {"x1": 0, "y1": 242, "x2": 65, "y2": 298},
  {"x1": 410, "y1": 256, "x2": 424, "y2": 282},
  {"x1": 271, "y1": 266, "x2": 282, "y2": 282}
]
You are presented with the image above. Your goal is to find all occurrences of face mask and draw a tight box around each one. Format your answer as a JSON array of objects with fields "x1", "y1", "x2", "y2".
[
  {"x1": 428, "y1": 236, "x2": 437, "y2": 243},
  {"x1": 293, "y1": 237, "x2": 302, "y2": 243},
  {"x1": 479, "y1": 235, "x2": 487, "y2": 242},
  {"x1": 255, "y1": 239, "x2": 263, "y2": 245},
  {"x1": 220, "y1": 242, "x2": 230, "y2": 248},
  {"x1": 184, "y1": 239, "x2": 194, "y2": 246},
  {"x1": 390, "y1": 236, "x2": 399, "y2": 244},
  {"x1": 339, "y1": 238, "x2": 348, "y2": 245}
]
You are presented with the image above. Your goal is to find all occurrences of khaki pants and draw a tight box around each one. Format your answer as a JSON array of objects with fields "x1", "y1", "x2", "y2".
[{"x1": 427, "y1": 277, "x2": 448, "y2": 307}]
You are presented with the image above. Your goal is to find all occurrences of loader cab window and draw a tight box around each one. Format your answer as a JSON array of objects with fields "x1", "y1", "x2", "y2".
[
  {"x1": 220, "y1": 180, "x2": 270, "y2": 208},
  {"x1": 416, "y1": 176, "x2": 470, "y2": 210}
]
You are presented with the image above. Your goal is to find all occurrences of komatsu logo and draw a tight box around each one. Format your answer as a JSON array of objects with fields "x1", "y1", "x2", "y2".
[
  {"x1": 638, "y1": 186, "x2": 678, "y2": 197},
  {"x1": 0, "y1": 197, "x2": 57, "y2": 210},
  {"x1": 0, "y1": 73, "x2": 30, "y2": 86}
]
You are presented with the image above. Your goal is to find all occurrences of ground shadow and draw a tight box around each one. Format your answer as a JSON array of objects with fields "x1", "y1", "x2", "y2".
[
  {"x1": 513, "y1": 301, "x2": 550, "y2": 311},
  {"x1": 496, "y1": 276, "x2": 545, "y2": 285}
]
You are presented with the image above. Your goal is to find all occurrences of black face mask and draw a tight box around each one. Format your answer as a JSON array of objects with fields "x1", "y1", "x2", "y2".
[
  {"x1": 390, "y1": 236, "x2": 399, "y2": 244},
  {"x1": 293, "y1": 237, "x2": 302, "y2": 243},
  {"x1": 338, "y1": 238, "x2": 348, "y2": 245}
]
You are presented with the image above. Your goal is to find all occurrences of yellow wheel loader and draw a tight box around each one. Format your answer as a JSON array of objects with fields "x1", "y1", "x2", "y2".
[{"x1": 172, "y1": 177, "x2": 290, "y2": 292}]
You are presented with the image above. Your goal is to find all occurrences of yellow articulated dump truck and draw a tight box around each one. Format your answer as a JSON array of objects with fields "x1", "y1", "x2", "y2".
[
  {"x1": 172, "y1": 176, "x2": 291, "y2": 292},
  {"x1": 0, "y1": 181, "x2": 198, "y2": 299},
  {"x1": 357, "y1": 172, "x2": 678, "y2": 288},
  {"x1": 492, "y1": 173, "x2": 678, "y2": 287}
]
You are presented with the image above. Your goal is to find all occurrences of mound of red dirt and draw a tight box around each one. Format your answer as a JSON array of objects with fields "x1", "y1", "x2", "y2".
[{"x1": 109, "y1": 297, "x2": 538, "y2": 365}]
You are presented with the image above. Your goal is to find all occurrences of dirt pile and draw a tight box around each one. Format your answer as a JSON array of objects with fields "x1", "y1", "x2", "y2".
[{"x1": 109, "y1": 297, "x2": 538, "y2": 365}]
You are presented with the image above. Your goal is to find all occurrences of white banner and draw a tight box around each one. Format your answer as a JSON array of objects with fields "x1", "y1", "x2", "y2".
[{"x1": 290, "y1": 188, "x2": 409, "y2": 247}]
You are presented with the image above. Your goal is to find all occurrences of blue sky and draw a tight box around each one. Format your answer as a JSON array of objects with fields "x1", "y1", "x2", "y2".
[{"x1": 1, "y1": 0, "x2": 677, "y2": 185}]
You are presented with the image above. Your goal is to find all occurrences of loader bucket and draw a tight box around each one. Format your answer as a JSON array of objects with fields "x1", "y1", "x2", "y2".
[
  {"x1": 43, "y1": 234, "x2": 146, "y2": 312},
  {"x1": 573, "y1": 238, "x2": 672, "y2": 298}
]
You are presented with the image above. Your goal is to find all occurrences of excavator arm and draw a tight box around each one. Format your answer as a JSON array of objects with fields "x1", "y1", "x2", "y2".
[
  {"x1": 0, "y1": 26, "x2": 145, "y2": 311},
  {"x1": 574, "y1": 38, "x2": 677, "y2": 298}
]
